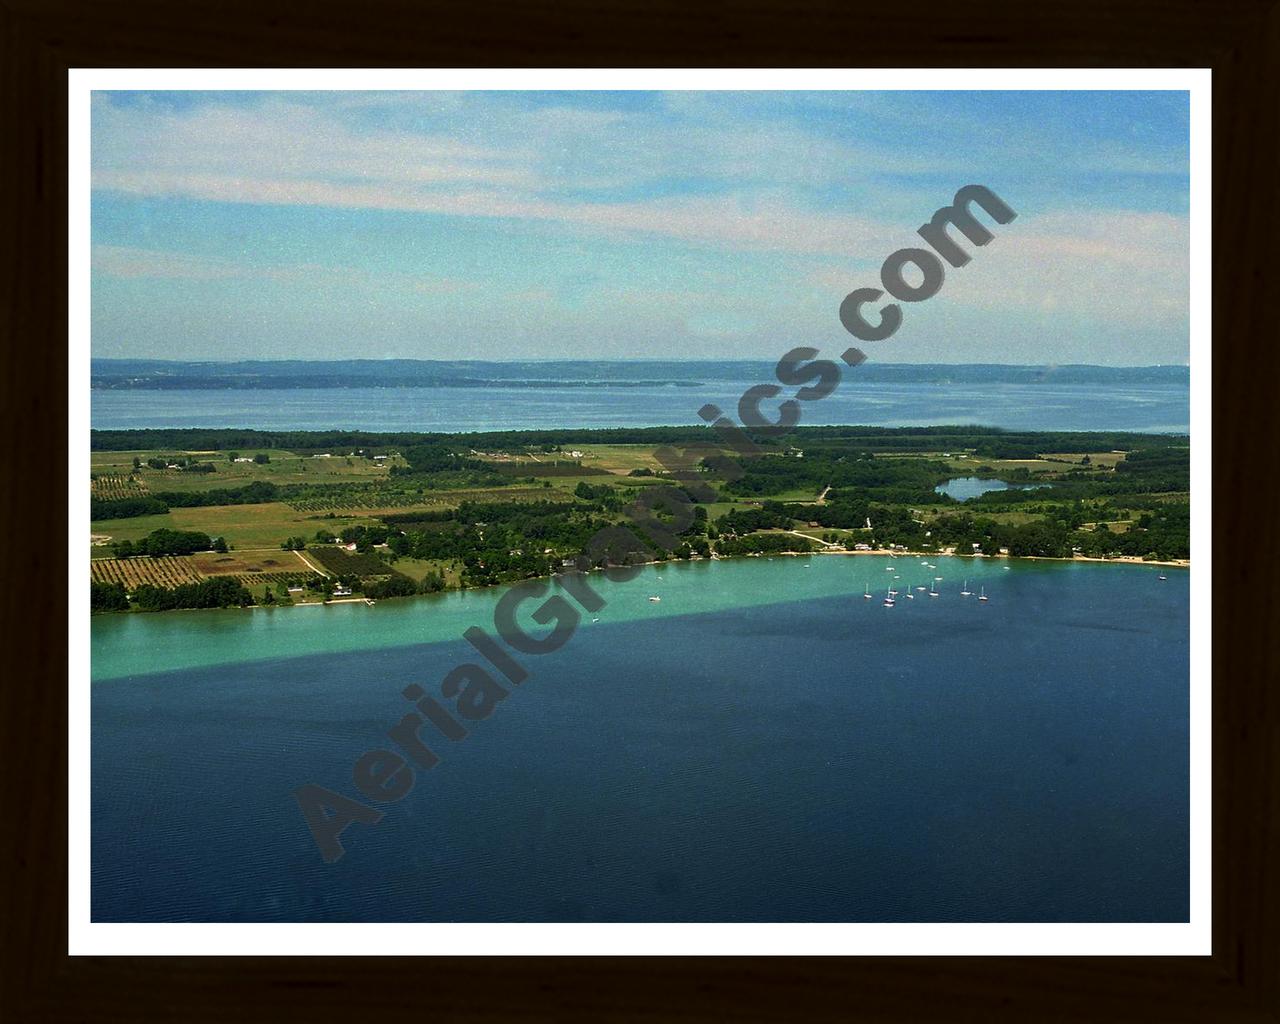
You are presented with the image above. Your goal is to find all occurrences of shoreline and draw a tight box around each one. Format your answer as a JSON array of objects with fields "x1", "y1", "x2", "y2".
[
  {"x1": 780, "y1": 548, "x2": 1190, "y2": 569},
  {"x1": 91, "y1": 547, "x2": 1189, "y2": 618}
]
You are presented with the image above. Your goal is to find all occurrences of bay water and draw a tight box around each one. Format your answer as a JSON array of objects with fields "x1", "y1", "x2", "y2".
[
  {"x1": 91, "y1": 555, "x2": 1189, "y2": 922},
  {"x1": 91, "y1": 379, "x2": 1190, "y2": 434}
]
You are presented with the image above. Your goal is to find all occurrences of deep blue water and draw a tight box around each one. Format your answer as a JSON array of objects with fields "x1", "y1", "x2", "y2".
[
  {"x1": 91, "y1": 379, "x2": 1190, "y2": 433},
  {"x1": 92, "y1": 560, "x2": 1189, "y2": 923}
]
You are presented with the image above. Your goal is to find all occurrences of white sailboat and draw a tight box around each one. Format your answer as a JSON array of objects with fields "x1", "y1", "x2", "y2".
[
  {"x1": 960, "y1": 579, "x2": 972, "y2": 596},
  {"x1": 978, "y1": 586, "x2": 988, "y2": 602},
  {"x1": 883, "y1": 588, "x2": 895, "y2": 607},
  {"x1": 928, "y1": 580, "x2": 939, "y2": 597},
  {"x1": 863, "y1": 583, "x2": 872, "y2": 600}
]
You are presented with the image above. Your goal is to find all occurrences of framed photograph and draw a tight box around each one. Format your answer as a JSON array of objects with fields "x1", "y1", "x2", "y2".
[{"x1": 4, "y1": 2, "x2": 1275, "y2": 1020}]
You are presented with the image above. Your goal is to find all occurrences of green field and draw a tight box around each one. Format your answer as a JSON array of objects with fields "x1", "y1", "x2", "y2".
[
  {"x1": 90, "y1": 501, "x2": 372, "y2": 555},
  {"x1": 90, "y1": 449, "x2": 406, "y2": 493}
]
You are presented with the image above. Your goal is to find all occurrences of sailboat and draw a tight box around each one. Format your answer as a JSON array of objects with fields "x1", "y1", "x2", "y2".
[
  {"x1": 883, "y1": 588, "x2": 895, "y2": 607},
  {"x1": 928, "y1": 580, "x2": 939, "y2": 597},
  {"x1": 978, "y1": 586, "x2": 989, "y2": 602},
  {"x1": 863, "y1": 583, "x2": 872, "y2": 600},
  {"x1": 960, "y1": 579, "x2": 972, "y2": 596}
]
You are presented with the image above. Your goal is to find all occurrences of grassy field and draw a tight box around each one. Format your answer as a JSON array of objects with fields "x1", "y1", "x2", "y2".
[
  {"x1": 89, "y1": 501, "x2": 372, "y2": 555},
  {"x1": 190, "y1": 549, "x2": 316, "y2": 576},
  {"x1": 564, "y1": 444, "x2": 674, "y2": 475},
  {"x1": 90, "y1": 449, "x2": 406, "y2": 493},
  {"x1": 1039, "y1": 451, "x2": 1127, "y2": 468},
  {"x1": 390, "y1": 557, "x2": 464, "y2": 589}
]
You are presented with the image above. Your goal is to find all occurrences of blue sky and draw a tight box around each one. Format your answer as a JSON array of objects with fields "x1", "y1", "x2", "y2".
[{"x1": 91, "y1": 90, "x2": 1190, "y2": 364}]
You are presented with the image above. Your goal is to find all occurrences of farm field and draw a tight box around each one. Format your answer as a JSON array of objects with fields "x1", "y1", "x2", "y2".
[
  {"x1": 91, "y1": 551, "x2": 321, "y2": 593},
  {"x1": 89, "y1": 501, "x2": 370, "y2": 554},
  {"x1": 285, "y1": 484, "x2": 558, "y2": 513},
  {"x1": 190, "y1": 549, "x2": 315, "y2": 576},
  {"x1": 1040, "y1": 451, "x2": 1128, "y2": 468},
  {"x1": 89, "y1": 486, "x2": 578, "y2": 559},
  {"x1": 89, "y1": 449, "x2": 407, "y2": 493},
  {"x1": 91, "y1": 555, "x2": 203, "y2": 589},
  {"x1": 473, "y1": 444, "x2": 673, "y2": 477},
  {"x1": 306, "y1": 546, "x2": 395, "y2": 577},
  {"x1": 90, "y1": 474, "x2": 150, "y2": 499}
]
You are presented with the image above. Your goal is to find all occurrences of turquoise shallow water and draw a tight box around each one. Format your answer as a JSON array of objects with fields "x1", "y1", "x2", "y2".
[
  {"x1": 91, "y1": 556, "x2": 1190, "y2": 923},
  {"x1": 90, "y1": 554, "x2": 1147, "y2": 681}
]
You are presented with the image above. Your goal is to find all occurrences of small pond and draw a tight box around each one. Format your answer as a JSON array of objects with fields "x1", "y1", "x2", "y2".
[{"x1": 935, "y1": 477, "x2": 1050, "y2": 502}]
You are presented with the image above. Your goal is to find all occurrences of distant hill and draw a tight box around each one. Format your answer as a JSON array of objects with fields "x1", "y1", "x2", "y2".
[{"x1": 91, "y1": 359, "x2": 1190, "y2": 390}]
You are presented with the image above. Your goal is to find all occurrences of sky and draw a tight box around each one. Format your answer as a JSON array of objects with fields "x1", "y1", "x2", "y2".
[{"x1": 90, "y1": 90, "x2": 1191, "y2": 365}]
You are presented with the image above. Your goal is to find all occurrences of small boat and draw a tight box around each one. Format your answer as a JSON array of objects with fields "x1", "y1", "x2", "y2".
[
  {"x1": 364, "y1": 598, "x2": 376, "y2": 606},
  {"x1": 886, "y1": 566, "x2": 896, "y2": 572},
  {"x1": 960, "y1": 579, "x2": 972, "y2": 597},
  {"x1": 904, "y1": 587, "x2": 914, "y2": 599},
  {"x1": 916, "y1": 585, "x2": 928, "y2": 592},
  {"x1": 978, "y1": 586, "x2": 989, "y2": 602},
  {"x1": 929, "y1": 581, "x2": 939, "y2": 598},
  {"x1": 1158, "y1": 574, "x2": 1168, "y2": 581},
  {"x1": 591, "y1": 617, "x2": 600, "y2": 622},
  {"x1": 883, "y1": 588, "x2": 895, "y2": 607},
  {"x1": 934, "y1": 576, "x2": 944, "y2": 581},
  {"x1": 863, "y1": 584, "x2": 872, "y2": 600},
  {"x1": 648, "y1": 595, "x2": 661, "y2": 602},
  {"x1": 888, "y1": 587, "x2": 898, "y2": 596}
]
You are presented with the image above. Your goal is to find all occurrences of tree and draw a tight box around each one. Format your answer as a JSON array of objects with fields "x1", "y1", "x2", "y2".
[
  {"x1": 131, "y1": 456, "x2": 141, "y2": 470},
  {"x1": 212, "y1": 536, "x2": 229, "y2": 553},
  {"x1": 253, "y1": 453, "x2": 270, "y2": 464},
  {"x1": 90, "y1": 581, "x2": 130, "y2": 612}
]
